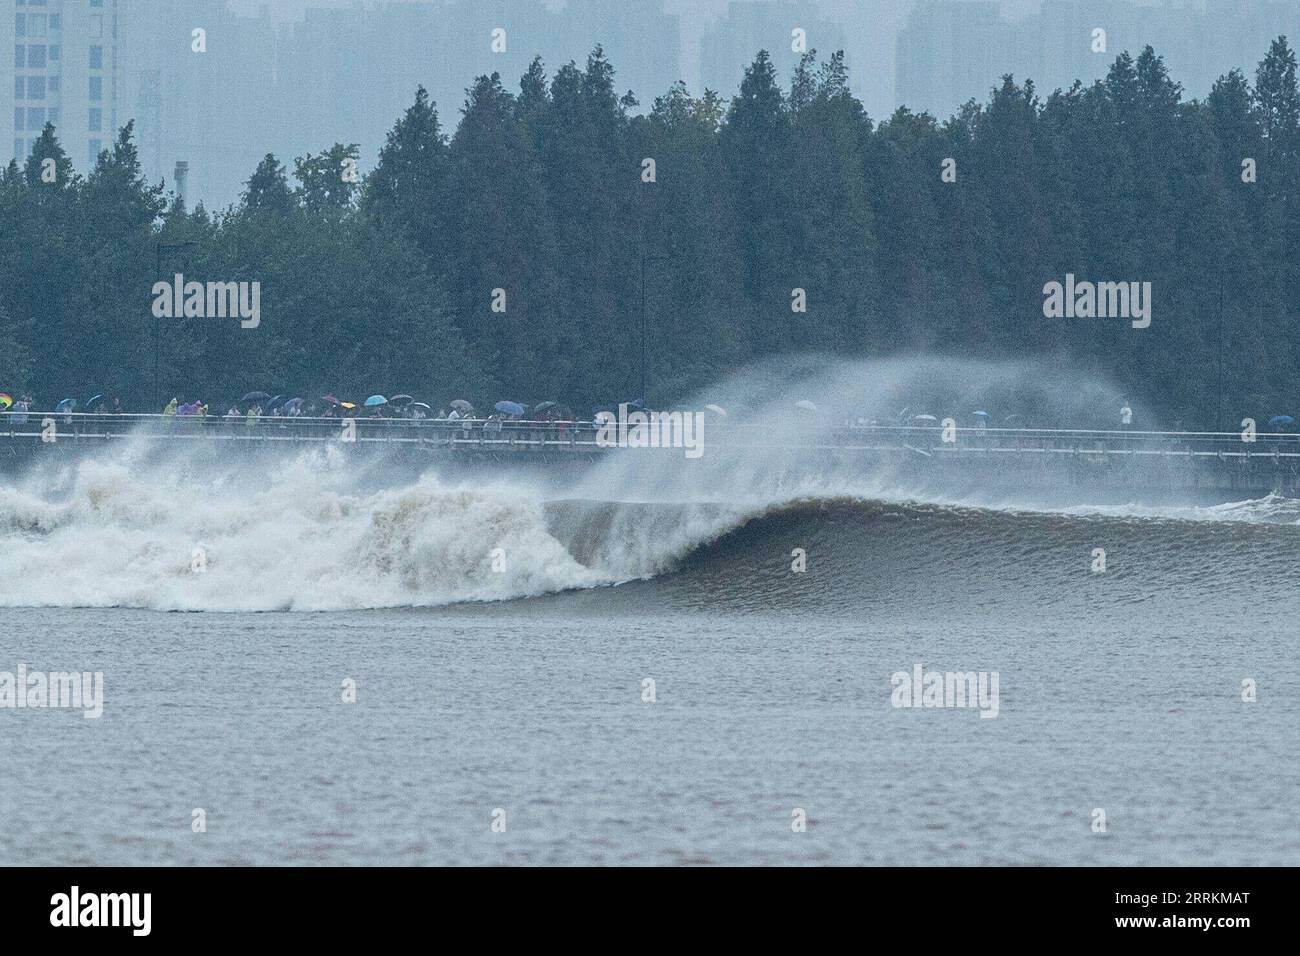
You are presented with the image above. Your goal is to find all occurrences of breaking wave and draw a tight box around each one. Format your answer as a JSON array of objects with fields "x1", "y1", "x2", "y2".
[
  {"x1": 0, "y1": 445, "x2": 757, "y2": 611},
  {"x1": 4, "y1": 355, "x2": 1300, "y2": 612},
  {"x1": 1, "y1": 440, "x2": 1299, "y2": 612}
]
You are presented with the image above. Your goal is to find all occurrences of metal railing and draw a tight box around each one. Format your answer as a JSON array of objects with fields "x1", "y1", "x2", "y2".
[
  {"x1": 2, "y1": 412, "x2": 1298, "y2": 459},
  {"x1": 0, "y1": 412, "x2": 603, "y2": 448}
]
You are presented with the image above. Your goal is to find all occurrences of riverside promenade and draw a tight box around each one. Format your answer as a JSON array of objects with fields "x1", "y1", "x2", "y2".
[{"x1": 3, "y1": 413, "x2": 1299, "y2": 497}]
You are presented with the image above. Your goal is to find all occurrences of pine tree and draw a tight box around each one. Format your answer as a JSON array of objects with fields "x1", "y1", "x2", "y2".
[
  {"x1": 243, "y1": 154, "x2": 295, "y2": 214},
  {"x1": 362, "y1": 87, "x2": 448, "y2": 255}
]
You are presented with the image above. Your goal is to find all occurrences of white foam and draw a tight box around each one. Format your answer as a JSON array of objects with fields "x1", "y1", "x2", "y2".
[{"x1": 0, "y1": 449, "x2": 611, "y2": 611}]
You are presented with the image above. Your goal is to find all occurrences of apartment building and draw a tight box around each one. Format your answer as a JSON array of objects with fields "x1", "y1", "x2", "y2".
[{"x1": 4, "y1": 0, "x2": 119, "y2": 169}]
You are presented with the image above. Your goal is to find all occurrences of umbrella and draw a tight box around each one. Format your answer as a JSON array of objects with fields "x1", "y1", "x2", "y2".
[
  {"x1": 704, "y1": 404, "x2": 728, "y2": 417},
  {"x1": 1002, "y1": 414, "x2": 1022, "y2": 426},
  {"x1": 241, "y1": 391, "x2": 271, "y2": 404},
  {"x1": 911, "y1": 414, "x2": 938, "y2": 423},
  {"x1": 794, "y1": 400, "x2": 818, "y2": 413},
  {"x1": 1269, "y1": 415, "x2": 1294, "y2": 427},
  {"x1": 365, "y1": 395, "x2": 388, "y2": 407},
  {"x1": 388, "y1": 394, "x2": 414, "y2": 406},
  {"x1": 55, "y1": 398, "x2": 77, "y2": 412},
  {"x1": 535, "y1": 401, "x2": 574, "y2": 420},
  {"x1": 86, "y1": 394, "x2": 105, "y2": 410},
  {"x1": 266, "y1": 395, "x2": 288, "y2": 411},
  {"x1": 973, "y1": 410, "x2": 989, "y2": 417},
  {"x1": 0, "y1": 393, "x2": 12, "y2": 410},
  {"x1": 450, "y1": 399, "x2": 474, "y2": 414},
  {"x1": 495, "y1": 401, "x2": 526, "y2": 417},
  {"x1": 321, "y1": 395, "x2": 341, "y2": 406},
  {"x1": 339, "y1": 402, "x2": 356, "y2": 410},
  {"x1": 409, "y1": 402, "x2": 431, "y2": 413},
  {"x1": 283, "y1": 398, "x2": 305, "y2": 411}
]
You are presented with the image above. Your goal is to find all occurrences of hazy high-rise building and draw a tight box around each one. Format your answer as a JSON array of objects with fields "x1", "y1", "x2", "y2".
[
  {"x1": 18, "y1": 0, "x2": 1294, "y2": 209},
  {"x1": 109, "y1": 0, "x2": 679, "y2": 209},
  {"x1": 5, "y1": 0, "x2": 121, "y2": 170},
  {"x1": 115, "y1": 0, "x2": 275, "y2": 208},
  {"x1": 897, "y1": 0, "x2": 1300, "y2": 120},
  {"x1": 700, "y1": 1, "x2": 849, "y2": 99},
  {"x1": 897, "y1": 0, "x2": 1010, "y2": 116}
]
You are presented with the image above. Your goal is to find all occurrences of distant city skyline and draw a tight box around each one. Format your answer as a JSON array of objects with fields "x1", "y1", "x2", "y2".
[{"x1": 4, "y1": 0, "x2": 1297, "y2": 208}]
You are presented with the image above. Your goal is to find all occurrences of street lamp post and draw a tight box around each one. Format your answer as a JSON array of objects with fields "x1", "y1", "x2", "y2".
[
  {"x1": 154, "y1": 240, "x2": 196, "y2": 411},
  {"x1": 639, "y1": 249, "x2": 673, "y2": 402},
  {"x1": 1217, "y1": 271, "x2": 1225, "y2": 432}
]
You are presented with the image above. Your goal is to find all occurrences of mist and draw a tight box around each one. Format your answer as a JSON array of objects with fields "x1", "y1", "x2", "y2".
[{"x1": 9, "y1": 0, "x2": 1295, "y2": 208}]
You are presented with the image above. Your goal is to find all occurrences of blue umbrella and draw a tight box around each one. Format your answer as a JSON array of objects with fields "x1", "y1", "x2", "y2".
[
  {"x1": 365, "y1": 395, "x2": 388, "y2": 407},
  {"x1": 495, "y1": 401, "x2": 525, "y2": 417},
  {"x1": 973, "y1": 410, "x2": 989, "y2": 417},
  {"x1": 55, "y1": 398, "x2": 77, "y2": 412},
  {"x1": 1270, "y1": 415, "x2": 1294, "y2": 427}
]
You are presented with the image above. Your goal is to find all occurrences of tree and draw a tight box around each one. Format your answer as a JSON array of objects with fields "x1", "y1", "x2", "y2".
[
  {"x1": 243, "y1": 154, "x2": 295, "y2": 214},
  {"x1": 294, "y1": 143, "x2": 362, "y2": 214},
  {"x1": 363, "y1": 86, "x2": 448, "y2": 253}
]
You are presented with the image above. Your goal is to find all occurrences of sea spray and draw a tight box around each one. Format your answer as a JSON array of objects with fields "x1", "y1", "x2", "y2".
[
  {"x1": 0, "y1": 451, "x2": 602, "y2": 611},
  {"x1": 0, "y1": 443, "x2": 760, "y2": 612}
]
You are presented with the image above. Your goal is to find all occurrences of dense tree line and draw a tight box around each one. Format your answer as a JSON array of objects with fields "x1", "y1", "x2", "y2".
[{"x1": 2, "y1": 39, "x2": 1299, "y2": 426}]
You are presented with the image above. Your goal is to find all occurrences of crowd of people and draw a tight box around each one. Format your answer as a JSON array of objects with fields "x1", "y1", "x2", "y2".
[
  {"x1": 0, "y1": 393, "x2": 569, "y2": 419},
  {"x1": 0, "y1": 390, "x2": 1160, "y2": 433},
  {"x1": 0, "y1": 393, "x2": 126, "y2": 420},
  {"x1": 0, "y1": 391, "x2": 594, "y2": 436}
]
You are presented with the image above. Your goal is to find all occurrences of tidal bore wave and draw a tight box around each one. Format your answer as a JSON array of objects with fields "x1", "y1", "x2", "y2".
[{"x1": 1, "y1": 443, "x2": 1299, "y2": 612}]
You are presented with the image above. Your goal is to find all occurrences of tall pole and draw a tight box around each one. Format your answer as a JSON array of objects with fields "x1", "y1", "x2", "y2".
[
  {"x1": 154, "y1": 245, "x2": 161, "y2": 412},
  {"x1": 154, "y1": 240, "x2": 196, "y2": 411},
  {"x1": 640, "y1": 253, "x2": 647, "y2": 400},
  {"x1": 1217, "y1": 272, "x2": 1224, "y2": 431},
  {"x1": 638, "y1": 250, "x2": 673, "y2": 404}
]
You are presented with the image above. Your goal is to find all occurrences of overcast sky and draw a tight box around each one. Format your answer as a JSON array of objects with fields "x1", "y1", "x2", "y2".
[{"x1": 32, "y1": 0, "x2": 1296, "y2": 207}]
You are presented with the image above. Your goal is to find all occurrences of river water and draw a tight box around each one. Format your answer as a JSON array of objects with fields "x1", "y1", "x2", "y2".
[{"x1": 2, "y1": 436, "x2": 1296, "y2": 864}]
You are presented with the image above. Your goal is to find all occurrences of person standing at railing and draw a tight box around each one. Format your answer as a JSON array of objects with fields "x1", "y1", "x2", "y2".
[{"x1": 1120, "y1": 401, "x2": 1133, "y2": 428}]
